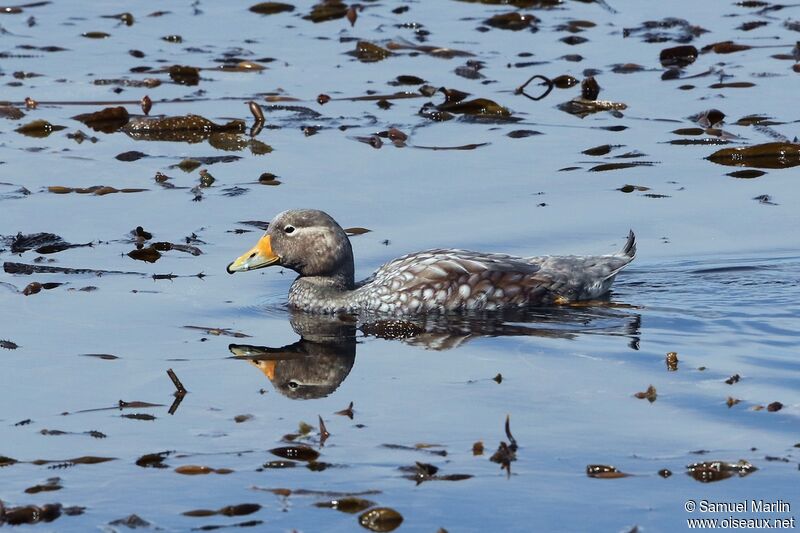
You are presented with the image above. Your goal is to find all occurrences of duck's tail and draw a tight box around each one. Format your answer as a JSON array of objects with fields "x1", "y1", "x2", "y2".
[
  {"x1": 620, "y1": 230, "x2": 636, "y2": 260},
  {"x1": 600, "y1": 230, "x2": 636, "y2": 283}
]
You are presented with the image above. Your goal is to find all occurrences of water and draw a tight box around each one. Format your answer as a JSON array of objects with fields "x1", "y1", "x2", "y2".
[{"x1": 1, "y1": 1, "x2": 798, "y2": 531}]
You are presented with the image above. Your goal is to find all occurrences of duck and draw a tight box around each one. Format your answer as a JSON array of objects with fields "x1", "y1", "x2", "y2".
[{"x1": 227, "y1": 209, "x2": 636, "y2": 315}]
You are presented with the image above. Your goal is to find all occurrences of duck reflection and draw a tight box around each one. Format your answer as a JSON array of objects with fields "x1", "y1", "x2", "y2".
[
  {"x1": 230, "y1": 313, "x2": 357, "y2": 400},
  {"x1": 229, "y1": 302, "x2": 641, "y2": 400}
]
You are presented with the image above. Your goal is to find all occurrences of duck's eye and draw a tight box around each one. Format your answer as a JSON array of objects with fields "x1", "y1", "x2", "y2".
[
  {"x1": 284, "y1": 225, "x2": 295, "y2": 234},
  {"x1": 287, "y1": 380, "x2": 299, "y2": 390}
]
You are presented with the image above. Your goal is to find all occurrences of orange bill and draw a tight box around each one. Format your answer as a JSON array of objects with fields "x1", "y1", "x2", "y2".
[
  {"x1": 227, "y1": 234, "x2": 280, "y2": 273},
  {"x1": 251, "y1": 359, "x2": 277, "y2": 381}
]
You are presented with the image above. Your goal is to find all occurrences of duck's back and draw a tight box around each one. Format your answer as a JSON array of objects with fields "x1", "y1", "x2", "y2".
[{"x1": 354, "y1": 232, "x2": 636, "y2": 314}]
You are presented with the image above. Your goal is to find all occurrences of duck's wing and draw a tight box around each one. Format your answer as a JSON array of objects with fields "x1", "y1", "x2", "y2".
[
  {"x1": 358, "y1": 249, "x2": 543, "y2": 312},
  {"x1": 356, "y1": 232, "x2": 636, "y2": 312}
]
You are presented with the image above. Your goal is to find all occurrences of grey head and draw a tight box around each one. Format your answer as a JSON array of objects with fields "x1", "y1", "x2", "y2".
[{"x1": 227, "y1": 209, "x2": 355, "y2": 289}]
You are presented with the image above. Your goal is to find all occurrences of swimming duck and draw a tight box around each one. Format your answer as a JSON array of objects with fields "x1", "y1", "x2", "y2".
[{"x1": 227, "y1": 209, "x2": 636, "y2": 315}]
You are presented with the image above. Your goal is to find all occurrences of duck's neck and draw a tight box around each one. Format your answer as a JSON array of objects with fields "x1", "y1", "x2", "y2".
[{"x1": 288, "y1": 271, "x2": 356, "y2": 313}]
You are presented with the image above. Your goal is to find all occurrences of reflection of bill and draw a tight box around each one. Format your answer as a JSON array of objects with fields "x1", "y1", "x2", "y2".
[
  {"x1": 229, "y1": 313, "x2": 357, "y2": 400},
  {"x1": 228, "y1": 304, "x2": 641, "y2": 400}
]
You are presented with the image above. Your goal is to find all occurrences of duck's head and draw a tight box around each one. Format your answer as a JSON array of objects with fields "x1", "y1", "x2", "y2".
[{"x1": 227, "y1": 209, "x2": 354, "y2": 285}]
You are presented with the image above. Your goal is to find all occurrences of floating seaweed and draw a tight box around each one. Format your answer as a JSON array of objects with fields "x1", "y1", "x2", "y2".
[
  {"x1": 124, "y1": 115, "x2": 246, "y2": 143},
  {"x1": 634, "y1": 385, "x2": 657, "y2": 402},
  {"x1": 184, "y1": 325, "x2": 250, "y2": 338},
  {"x1": 586, "y1": 464, "x2": 631, "y2": 479},
  {"x1": 686, "y1": 460, "x2": 756, "y2": 483},
  {"x1": 707, "y1": 142, "x2": 800, "y2": 169},
  {"x1": 359, "y1": 507, "x2": 404, "y2": 533},
  {"x1": 315, "y1": 497, "x2": 375, "y2": 514},
  {"x1": 73, "y1": 106, "x2": 130, "y2": 132},
  {"x1": 249, "y1": 2, "x2": 295, "y2": 15},
  {"x1": 175, "y1": 465, "x2": 233, "y2": 475},
  {"x1": 14, "y1": 119, "x2": 66, "y2": 137},
  {"x1": 183, "y1": 503, "x2": 260, "y2": 517},
  {"x1": 269, "y1": 446, "x2": 320, "y2": 462},
  {"x1": 303, "y1": 1, "x2": 347, "y2": 23},
  {"x1": 48, "y1": 185, "x2": 148, "y2": 195}
]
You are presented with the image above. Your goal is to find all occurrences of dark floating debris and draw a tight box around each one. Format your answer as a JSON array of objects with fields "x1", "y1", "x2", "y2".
[
  {"x1": 183, "y1": 503, "x2": 261, "y2": 517},
  {"x1": 0, "y1": 105, "x2": 26, "y2": 120},
  {"x1": 335, "y1": 401, "x2": 355, "y2": 419},
  {"x1": 22, "y1": 282, "x2": 62, "y2": 295},
  {"x1": 7, "y1": 232, "x2": 91, "y2": 255},
  {"x1": 415, "y1": 143, "x2": 490, "y2": 151},
  {"x1": 350, "y1": 41, "x2": 393, "y2": 63},
  {"x1": 358, "y1": 507, "x2": 404, "y2": 533},
  {"x1": 169, "y1": 65, "x2": 200, "y2": 85},
  {"x1": 269, "y1": 446, "x2": 320, "y2": 462},
  {"x1": 315, "y1": 497, "x2": 375, "y2": 514},
  {"x1": 30, "y1": 455, "x2": 116, "y2": 467},
  {"x1": 582, "y1": 144, "x2": 620, "y2": 156},
  {"x1": 48, "y1": 185, "x2": 148, "y2": 196},
  {"x1": 249, "y1": 2, "x2": 295, "y2": 15},
  {"x1": 484, "y1": 12, "x2": 539, "y2": 31},
  {"x1": 507, "y1": 129, "x2": 542, "y2": 138},
  {"x1": 586, "y1": 464, "x2": 630, "y2": 479},
  {"x1": 557, "y1": 78, "x2": 627, "y2": 118},
  {"x1": 659, "y1": 45, "x2": 698, "y2": 68},
  {"x1": 634, "y1": 385, "x2": 657, "y2": 402},
  {"x1": 75, "y1": 353, "x2": 119, "y2": 361},
  {"x1": 381, "y1": 444, "x2": 447, "y2": 457},
  {"x1": 589, "y1": 162, "x2": 655, "y2": 172},
  {"x1": 766, "y1": 401, "x2": 783, "y2": 412},
  {"x1": 702, "y1": 40, "x2": 752, "y2": 54},
  {"x1": 4, "y1": 262, "x2": 144, "y2": 276},
  {"x1": 116, "y1": 150, "x2": 147, "y2": 162},
  {"x1": 73, "y1": 106, "x2": 130, "y2": 133},
  {"x1": 709, "y1": 82, "x2": 754, "y2": 89},
  {"x1": 753, "y1": 194, "x2": 777, "y2": 205},
  {"x1": 490, "y1": 415, "x2": 518, "y2": 476},
  {"x1": 0, "y1": 502, "x2": 66, "y2": 526},
  {"x1": 304, "y1": 1, "x2": 347, "y2": 23},
  {"x1": 1, "y1": 339, "x2": 20, "y2": 350},
  {"x1": 141, "y1": 95, "x2": 152, "y2": 115},
  {"x1": 624, "y1": 18, "x2": 707, "y2": 44},
  {"x1": 319, "y1": 415, "x2": 330, "y2": 446},
  {"x1": 183, "y1": 325, "x2": 250, "y2": 338},
  {"x1": 124, "y1": 115, "x2": 246, "y2": 143},
  {"x1": 107, "y1": 515, "x2": 153, "y2": 529},
  {"x1": 261, "y1": 460, "x2": 297, "y2": 469},
  {"x1": 399, "y1": 461, "x2": 472, "y2": 484},
  {"x1": 167, "y1": 368, "x2": 187, "y2": 394},
  {"x1": 14, "y1": 120, "x2": 66, "y2": 138},
  {"x1": 455, "y1": 0, "x2": 560, "y2": 6},
  {"x1": 686, "y1": 460, "x2": 756, "y2": 483},
  {"x1": 666, "y1": 351, "x2": 679, "y2": 371},
  {"x1": 707, "y1": 142, "x2": 800, "y2": 169},
  {"x1": 728, "y1": 169, "x2": 766, "y2": 179},
  {"x1": 121, "y1": 413, "x2": 156, "y2": 421},
  {"x1": 388, "y1": 75, "x2": 426, "y2": 86},
  {"x1": 725, "y1": 373, "x2": 741, "y2": 385},
  {"x1": 136, "y1": 451, "x2": 173, "y2": 468},
  {"x1": 617, "y1": 184, "x2": 650, "y2": 193},
  {"x1": 344, "y1": 227, "x2": 371, "y2": 236},
  {"x1": 175, "y1": 465, "x2": 233, "y2": 475},
  {"x1": 82, "y1": 31, "x2": 110, "y2": 39},
  {"x1": 24, "y1": 477, "x2": 62, "y2": 494}
]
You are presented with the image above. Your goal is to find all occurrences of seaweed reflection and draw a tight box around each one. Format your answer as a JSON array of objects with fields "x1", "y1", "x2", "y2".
[{"x1": 229, "y1": 304, "x2": 641, "y2": 400}]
